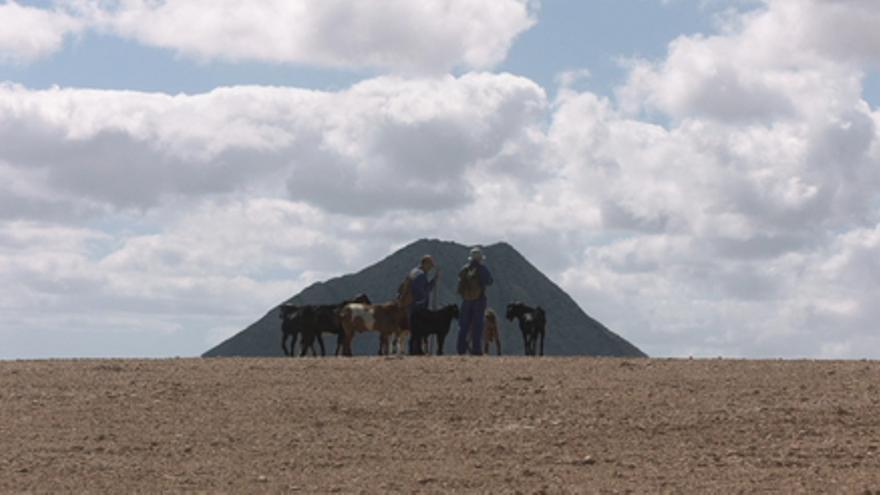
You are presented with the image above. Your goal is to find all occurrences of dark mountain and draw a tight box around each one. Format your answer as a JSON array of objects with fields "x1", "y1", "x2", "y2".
[{"x1": 203, "y1": 239, "x2": 645, "y2": 357}]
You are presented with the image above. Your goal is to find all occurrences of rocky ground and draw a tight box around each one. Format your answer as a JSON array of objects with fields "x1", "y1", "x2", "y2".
[{"x1": 2, "y1": 356, "x2": 880, "y2": 493}]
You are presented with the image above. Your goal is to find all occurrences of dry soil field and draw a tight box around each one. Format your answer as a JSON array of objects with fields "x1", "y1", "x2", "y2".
[{"x1": 2, "y1": 356, "x2": 880, "y2": 493}]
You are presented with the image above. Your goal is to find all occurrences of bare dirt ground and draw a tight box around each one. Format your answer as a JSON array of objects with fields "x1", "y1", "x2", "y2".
[{"x1": 3, "y1": 357, "x2": 880, "y2": 493}]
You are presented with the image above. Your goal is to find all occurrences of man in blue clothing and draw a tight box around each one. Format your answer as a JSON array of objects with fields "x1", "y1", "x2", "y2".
[
  {"x1": 407, "y1": 254, "x2": 439, "y2": 354},
  {"x1": 457, "y1": 246, "x2": 493, "y2": 355}
]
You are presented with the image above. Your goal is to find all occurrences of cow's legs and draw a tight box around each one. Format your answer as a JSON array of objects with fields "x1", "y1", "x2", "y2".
[
  {"x1": 436, "y1": 332, "x2": 447, "y2": 356},
  {"x1": 342, "y1": 328, "x2": 354, "y2": 357},
  {"x1": 334, "y1": 333, "x2": 344, "y2": 356},
  {"x1": 281, "y1": 332, "x2": 289, "y2": 356},
  {"x1": 299, "y1": 333, "x2": 310, "y2": 357},
  {"x1": 316, "y1": 334, "x2": 326, "y2": 357},
  {"x1": 378, "y1": 333, "x2": 389, "y2": 355}
]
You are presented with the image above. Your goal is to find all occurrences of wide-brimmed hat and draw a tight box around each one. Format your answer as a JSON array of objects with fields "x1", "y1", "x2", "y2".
[{"x1": 468, "y1": 246, "x2": 484, "y2": 262}]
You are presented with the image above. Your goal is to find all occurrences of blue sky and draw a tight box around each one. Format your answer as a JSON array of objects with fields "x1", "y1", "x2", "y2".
[
  {"x1": 3, "y1": 0, "x2": 720, "y2": 96},
  {"x1": 2, "y1": 0, "x2": 880, "y2": 360},
  {"x1": 5, "y1": 0, "x2": 877, "y2": 105}
]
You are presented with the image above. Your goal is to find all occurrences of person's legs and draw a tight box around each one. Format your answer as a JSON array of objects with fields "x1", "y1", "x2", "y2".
[
  {"x1": 408, "y1": 306, "x2": 422, "y2": 355},
  {"x1": 469, "y1": 299, "x2": 487, "y2": 355}
]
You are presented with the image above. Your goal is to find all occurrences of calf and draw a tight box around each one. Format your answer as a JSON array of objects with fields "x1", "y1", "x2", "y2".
[
  {"x1": 338, "y1": 300, "x2": 407, "y2": 356},
  {"x1": 409, "y1": 304, "x2": 460, "y2": 356}
]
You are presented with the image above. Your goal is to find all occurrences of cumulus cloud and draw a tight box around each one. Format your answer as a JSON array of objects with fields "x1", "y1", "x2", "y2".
[
  {"x1": 0, "y1": 73, "x2": 552, "y2": 358},
  {"x1": 0, "y1": 74, "x2": 547, "y2": 214},
  {"x1": 543, "y1": 0, "x2": 880, "y2": 358},
  {"x1": 0, "y1": 203, "x2": 337, "y2": 358},
  {"x1": 617, "y1": 0, "x2": 870, "y2": 123},
  {"x1": 5, "y1": 0, "x2": 535, "y2": 72},
  {"x1": 103, "y1": 0, "x2": 535, "y2": 72},
  {"x1": 0, "y1": 1, "x2": 82, "y2": 63}
]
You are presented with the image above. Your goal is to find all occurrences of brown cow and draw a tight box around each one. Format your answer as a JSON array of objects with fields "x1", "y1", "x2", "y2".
[{"x1": 338, "y1": 300, "x2": 407, "y2": 356}]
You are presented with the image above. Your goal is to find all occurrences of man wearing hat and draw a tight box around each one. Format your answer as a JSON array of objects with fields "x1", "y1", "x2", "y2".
[
  {"x1": 407, "y1": 254, "x2": 439, "y2": 354},
  {"x1": 456, "y1": 246, "x2": 494, "y2": 355}
]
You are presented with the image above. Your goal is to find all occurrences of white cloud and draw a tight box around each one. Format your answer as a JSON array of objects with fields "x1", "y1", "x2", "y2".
[
  {"x1": 0, "y1": 200, "x2": 354, "y2": 358},
  {"x1": 0, "y1": 74, "x2": 548, "y2": 357},
  {"x1": 546, "y1": 104, "x2": 880, "y2": 357},
  {"x1": 543, "y1": 0, "x2": 880, "y2": 358},
  {"x1": 0, "y1": 74, "x2": 547, "y2": 214},
  {"x1": 617, "y1": 0, "x2": 870, "y2": 123},
  {"x1": 775, "y1": 0, "x2": 880, "y2": 68},
  {"x1": 13, "y1": 0, "x2": 533, "y2": 73},
  {"x1": 0, "y1": 1, "x2": 82, "y2": 63}
]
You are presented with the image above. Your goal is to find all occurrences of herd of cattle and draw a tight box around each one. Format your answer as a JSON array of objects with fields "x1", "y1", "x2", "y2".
[{"x1": 279, "y1": 294, "x2": 547, "y2": 357}]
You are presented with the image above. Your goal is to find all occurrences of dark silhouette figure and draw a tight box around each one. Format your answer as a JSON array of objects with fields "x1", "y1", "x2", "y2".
[
  {"x1": 456, "y1": 247, "x2": 493, "y2": 355},
  {"x1": 506, "y1": 302, "x2": 546, "y2": 356},
  {"x1": 409, "y1": 304, "x2": 460, "y2": 356},
  {"x1": 279, "y1": 303, "x2": 307, "y2": 356},
  {"x1": 280, "y1": 293, "x2": 371, "y2": 357}
]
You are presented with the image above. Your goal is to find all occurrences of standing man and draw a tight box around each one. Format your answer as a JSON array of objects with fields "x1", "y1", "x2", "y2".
[
  {"x1": 407, "y1": 254, "x2": 439, "y2": 354},
  {"x1": 457, "y1": 246, "x2": 493, "y2": 355}
]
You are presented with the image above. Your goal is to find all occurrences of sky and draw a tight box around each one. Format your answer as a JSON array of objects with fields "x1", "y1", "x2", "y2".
[{"x1": 1, "y1": 0, "x2": 879, "y2": 360}]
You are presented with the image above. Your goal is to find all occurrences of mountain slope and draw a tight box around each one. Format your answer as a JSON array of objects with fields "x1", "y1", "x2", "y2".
[{"x1": 203, "y1": 239, "x2": 645, "y2": 357}]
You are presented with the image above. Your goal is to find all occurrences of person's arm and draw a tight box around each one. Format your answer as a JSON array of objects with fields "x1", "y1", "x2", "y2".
[{"x1": 480, "y1": 264, "x2": 493, "y2": 287}]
